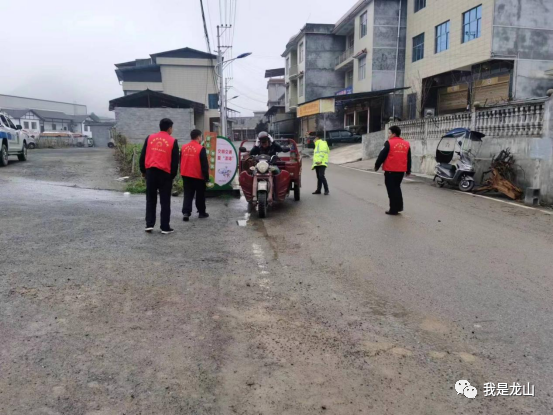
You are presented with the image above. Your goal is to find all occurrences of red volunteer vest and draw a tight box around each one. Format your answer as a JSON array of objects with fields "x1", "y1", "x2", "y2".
[
  {"x1": 180, "y1": 140, "x2": 204, "y2": 179},
  {"x1": 145, "y1": 131, "x2": 175, "y2": 174},
  {"x1": 383, "y1": 137, "x2": 410, "y2": 172}
]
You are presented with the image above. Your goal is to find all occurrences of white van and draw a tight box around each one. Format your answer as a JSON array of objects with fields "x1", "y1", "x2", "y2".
[{"x1": 0, "y1": 111, "x2": 28, "y2": 166}]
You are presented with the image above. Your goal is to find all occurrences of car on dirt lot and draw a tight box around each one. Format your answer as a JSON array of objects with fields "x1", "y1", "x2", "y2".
[{"x1": 0, "y1": 112, "x2": 29, "y2": 166}]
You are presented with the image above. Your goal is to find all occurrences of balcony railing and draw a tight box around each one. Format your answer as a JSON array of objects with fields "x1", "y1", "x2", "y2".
[
  {"x1": 288, "y1": 64, "x2": 298, "y2": 77},
  {"x1": 335, "y1": 47, "x2": 354, "y2": 67}
]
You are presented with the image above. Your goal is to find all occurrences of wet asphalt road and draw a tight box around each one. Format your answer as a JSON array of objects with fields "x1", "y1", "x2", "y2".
[{"x1": 1, "y1": 149, "x2": 552, "y2": 414}]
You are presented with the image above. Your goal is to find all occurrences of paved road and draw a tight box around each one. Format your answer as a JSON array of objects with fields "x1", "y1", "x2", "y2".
[{"x1": 1, "y1": 150, "x2": 552, "y2": 414}]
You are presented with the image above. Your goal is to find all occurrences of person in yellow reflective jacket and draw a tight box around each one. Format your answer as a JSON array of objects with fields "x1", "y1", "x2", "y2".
[{"x1": 311, "y1": 136, "x2": 330, "y2": 195}]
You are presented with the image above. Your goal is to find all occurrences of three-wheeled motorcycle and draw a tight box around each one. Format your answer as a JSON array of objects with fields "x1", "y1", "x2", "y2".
[
  {"x1": 238, "y1": 138, "x2": 302, "y2": 218},
  {"x1": 434, "y1": 128, "x2": 485, "y2": 192}
]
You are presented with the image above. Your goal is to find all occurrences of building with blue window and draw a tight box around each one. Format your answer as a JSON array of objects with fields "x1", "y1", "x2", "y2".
[{"x1": 403, "y1": 0, "x2": 553, "y2": 118}]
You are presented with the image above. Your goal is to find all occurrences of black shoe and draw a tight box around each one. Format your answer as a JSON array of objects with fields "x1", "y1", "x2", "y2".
[
  {"x1": 385, "y1": 211, "x2": 399, "y2": 215},
  {"x1": 145, "y1": 227, "x2": 154, "y2": 233},
  {"x1": 312, "y1": 191, "x2": 322, "y2": 195},
  {"x1": 324, "y1": 191, "x2": 330, "y2": 195},
  {"x1": 161, "y1": 228, "x2": 174, "y2": 234},
  {"x1": 182, "y1": 214, "x2": 190, "y2": 222},
  {"x1": 199, "y1": 213, "x2": 210, "y2": 219}
]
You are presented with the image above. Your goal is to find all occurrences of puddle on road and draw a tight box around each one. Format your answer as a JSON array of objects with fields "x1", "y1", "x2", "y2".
[{"x1": 237, "y1": 212, "x2": 250, "y2": 227}]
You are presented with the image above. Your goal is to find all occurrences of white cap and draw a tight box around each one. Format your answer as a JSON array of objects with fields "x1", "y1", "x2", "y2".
[{"x1": 258, "y1": 131, "x2": 269, "y2": 139}]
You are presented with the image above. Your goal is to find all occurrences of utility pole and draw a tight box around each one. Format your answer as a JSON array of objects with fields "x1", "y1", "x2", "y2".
[{"x1": 217, "y1": 25, "x2": 232, "y2": 137}]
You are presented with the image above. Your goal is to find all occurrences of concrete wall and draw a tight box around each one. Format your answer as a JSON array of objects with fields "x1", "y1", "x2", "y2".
[
  {"x1": 114, "y1": 107, "x2": 193, "y2": 144},
  {"x1": 492, "y1": 0, "x2": 553, "y2": 99},
  {"x1": 160, "y1": 65, "x2": 217, "y2": 107},
  {"x1": 362, "y1": 130, "x2": 387, "y2": 159},
  {"x1": 121, "y1": 82, "x2": 164, "y2": 93},
  {"x1": 538, "y1": 97, "x2": 553, "y2": 203},
  {"x1": 305, "y1": 34, "x2": 344, "y2": 101}
]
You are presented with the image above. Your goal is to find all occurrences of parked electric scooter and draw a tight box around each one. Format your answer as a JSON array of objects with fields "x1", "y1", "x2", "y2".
[{"x1": 434, "y1": 128, "x2": 485, "y2": 192}]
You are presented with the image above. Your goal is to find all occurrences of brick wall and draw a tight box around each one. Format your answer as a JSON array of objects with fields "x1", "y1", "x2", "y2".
[{"x1": 114, "y1": 107, "x2": 194, "y2": 144}]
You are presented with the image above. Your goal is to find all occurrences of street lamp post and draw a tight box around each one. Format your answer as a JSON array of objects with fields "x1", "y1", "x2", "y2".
[{"x1": 215, "y1": 26, "x2": 251, "y2": 137}]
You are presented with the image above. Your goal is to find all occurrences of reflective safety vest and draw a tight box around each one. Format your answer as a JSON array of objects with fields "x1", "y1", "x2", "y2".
[
  {"x1": 145, "y1": 131, "x2": 176, "y2": 174},
  {"x1": 312, "y1": 139, "x2": 329, "y2": 169},
  {"x1": 180, "y1": 140, "x2": 204, "y2": 179},
  {"x1": 383, "y1": 137, "x2": 410, "y2": 172}
]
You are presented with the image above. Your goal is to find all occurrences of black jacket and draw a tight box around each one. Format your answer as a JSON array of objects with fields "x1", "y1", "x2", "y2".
[
  {"x1": 198, "y1": 147, "x2": 210, "y2": 181},
  {"x1": 375, "y1": 140, "x2": 412, "y2": 174},
  {"x1": 139, "y1": 135, "x2": 180, "y2": 179},
  {"x1": 250, "y1": 142, "x2": 283, "y2": 157}
]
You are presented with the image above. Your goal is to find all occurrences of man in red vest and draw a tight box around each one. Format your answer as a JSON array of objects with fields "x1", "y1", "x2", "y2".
[
  {"x1": 139, "y1": 118, "x2": 179, "y2": 233},
  {"x1": 180, "y1": 129, "x2": 210, "y2": 222},
  {"x1": 375, "y1": 126, "x2": 412, "y2": 215}
]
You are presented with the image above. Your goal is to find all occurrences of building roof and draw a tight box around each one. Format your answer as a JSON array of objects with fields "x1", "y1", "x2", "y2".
[
  {"x1": 265, "y1": 68, "x2": 285, "y2": 78},
  {"x1": 109, "y1": 89, "x2": 205, "y2": 113},
  {"x1": 267, "y1": 78, "x2": 286, "y2": 84},
  {"x1": 115, "y1": 64, "x2": 162, "y2": 83},
  {"x1": 1, "y1": 108, "x2": 30, "y2": 119},
  {"x1": 32, "y1": 109, "x2": 77, "y2": 121},
  {"x1": 150, "y1": 47, "x2": 216, "y2": 60}
]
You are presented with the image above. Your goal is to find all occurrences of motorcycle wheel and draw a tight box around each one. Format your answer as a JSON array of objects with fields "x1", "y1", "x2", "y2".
[
  {"x1": 459, "y1": 177, "x2": 475, "y2": 192},
  {"x1": 436, "y1": 178, "x2": 446, "y2": 188},
  {"x1": 258, "y1": 192, "x2": 267, "y2": 218},
  {"x1": 294, "y1": 184, "x2": 300, "y2": 201}
]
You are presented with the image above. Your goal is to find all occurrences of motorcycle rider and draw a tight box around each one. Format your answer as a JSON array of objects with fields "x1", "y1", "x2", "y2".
[{"x1": 250, "y1": 131, "x2": 283, "y2": 157}]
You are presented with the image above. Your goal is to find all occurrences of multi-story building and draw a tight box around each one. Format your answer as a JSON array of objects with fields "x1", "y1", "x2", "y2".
[
  {"x1": 403, "y1": 0, "x2": 553, "y2": 118},
  {"x1": 282, "y1": 1, "x2": 407, "y2": 136},
  {"x1": 282, "y1": 24, "x2": 345, "y2": 136},
  {"x1": 267, "y1": 78, "x2": 286, "y2": 108},
  {"x1": 229, "y1": 111, "x2": 266, "y2": 141},
  {"x1": 114, "y1": 47, "x2": 221, "y2": 133}
]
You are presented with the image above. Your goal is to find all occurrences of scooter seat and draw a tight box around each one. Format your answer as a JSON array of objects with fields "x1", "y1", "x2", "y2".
[{"x1": 439, "y1": 163, "x2": 456, "y2": 171}]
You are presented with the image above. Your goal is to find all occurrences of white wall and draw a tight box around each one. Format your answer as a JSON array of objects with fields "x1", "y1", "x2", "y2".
[
  {"x1": 161, "y1": 65, "x2": 218, "y2": 106},
  {"x1": 0, "y1": 95, "x2": 87, "y2": 115},
  {"x1": 353, "y1": 2, "x2": 375, "y2": 93}
]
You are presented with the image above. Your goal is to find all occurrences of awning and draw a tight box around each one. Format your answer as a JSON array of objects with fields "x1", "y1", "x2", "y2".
[{"x1": 109, "y1": 89, "x2": 205, "y2": 112}]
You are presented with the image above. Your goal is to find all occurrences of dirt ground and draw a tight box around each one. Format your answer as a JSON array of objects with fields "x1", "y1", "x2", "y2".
[
  {"x1": 0, "y1": 148, "x2": 125, "y2": 191},
  {"x1": 1, "y1": 149, "x2": 551, "y2": 414}
]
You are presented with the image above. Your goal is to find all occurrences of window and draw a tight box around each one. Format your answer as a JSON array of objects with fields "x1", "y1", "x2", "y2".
[
  {"x1": 299, "y1": 76, "x2": 304, "y2": 97},
  {"x1": 346, "y1": 70, "x2": 353, "y2": 87},
  {"x1": 0, "y1": 115, "x2": 8, "y2": 127},
  {"x1": 52, "y1": 124, "x2": 57, "y2": 130},
  {"x1": 299, "y1": 42, "x2": 304, "y2": 63},
  {"x1": 286, "y1": 57, "x2": 290, "y2": 75},
  {"x1": 463, "y1": 5, "x2": 482, "y2": 43},
  {"x1": 360, "y1": 11, "x2": 367, "y2": 38},
  {"x1": 414, "y1": 0, "x2": 426, "y2": 13},
  {"x1": 435, "y1": 21, "x2": 450, "y2": 53},
  {"x1": 358, "y1": 56, "x2": 367, "y2": 80},
  {"x1": 412, "y1": 33, "x2": 425, "y2": 62},
  {"x1": 7, "y1": 118, "x2": 16, "y2": 129},
  {"x1": 84, "y1": 125, "x2": 89, "y2": 132},
  {"x1": 24, "y1": 121, "x2": 29, "y2": 129},
  {"x1": 31, "y1": 122, "x2": 37, "y2": 129}
]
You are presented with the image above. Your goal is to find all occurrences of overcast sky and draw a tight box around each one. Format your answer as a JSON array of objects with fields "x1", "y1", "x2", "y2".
[{"x1": 2, "y1": 0, "x2": 354, "y2": 118}]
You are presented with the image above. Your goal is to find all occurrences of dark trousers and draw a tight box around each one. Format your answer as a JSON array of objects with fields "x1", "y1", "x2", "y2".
[
  {"x1": 384, "y1": 172, "x2": 405, "y2": 213},
  {"x1": 146, "y1": 168, "x2": 173, "y2": 230},
  {"x1": 315, "y1": 166, "x2": 329, "y2": 192},
  {"x1": 182, "y1": 176, "x2": 206, "y2": 216}
]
